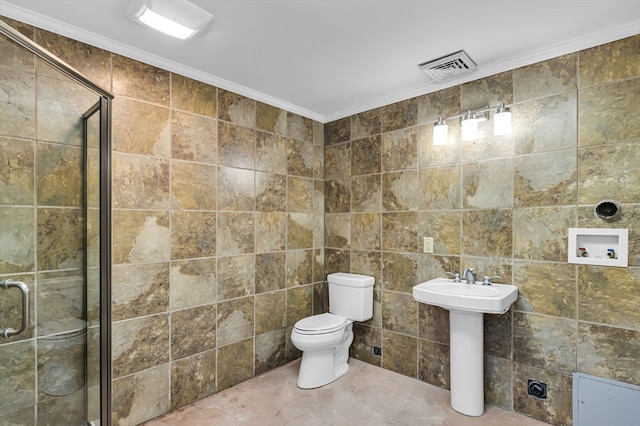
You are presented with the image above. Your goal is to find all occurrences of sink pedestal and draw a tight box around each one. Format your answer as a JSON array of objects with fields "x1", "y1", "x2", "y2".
[{"x1": 449, "y1": 309, "x2": 484, "y2": 416}]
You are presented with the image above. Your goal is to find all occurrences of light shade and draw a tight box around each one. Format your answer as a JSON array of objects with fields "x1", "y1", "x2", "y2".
[
  {"x1": 433, "y1": 117, "x2": 448, "y2": 145},
  {"x1": 126, "y1": 0, "x2": 213, "y2": 39},
  {"x1": 461, "y1": 111, "x2": 478, "y2": 141},
  {"x1": 493, "y1": 103, "x2": 512, "y2": 136}
]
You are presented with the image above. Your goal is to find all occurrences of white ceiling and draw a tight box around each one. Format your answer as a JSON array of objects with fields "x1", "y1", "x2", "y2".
[{"x1": 1, "y1": 0, "x2": 639, "y2": 122}]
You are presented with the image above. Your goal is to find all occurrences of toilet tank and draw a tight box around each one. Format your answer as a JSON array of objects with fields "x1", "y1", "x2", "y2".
[{"x1": 328, "y1": 272, "x2": 374, "y2": 321}]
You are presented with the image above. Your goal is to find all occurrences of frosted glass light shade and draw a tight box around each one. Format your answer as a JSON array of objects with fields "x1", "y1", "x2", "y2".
[
  {"x1": 433, "y1": 117, "x2": 448, "y2": 145},
  {"x1": 461, "y1": 114, "x2": 478, "y2": 141},
  {"x1": 493, "y1": 104, "x2": 512, "y2": 135}
]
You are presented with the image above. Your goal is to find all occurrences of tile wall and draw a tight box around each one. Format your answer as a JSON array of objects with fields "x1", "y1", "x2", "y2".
[{"x1": 324, "y1": 34, "x2": 639, "y2": 425}]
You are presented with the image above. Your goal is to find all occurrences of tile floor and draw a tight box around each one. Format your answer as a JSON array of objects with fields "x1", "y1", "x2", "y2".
[{"x1": 143, "y1": 358, "x2": 549, "y2": 425}]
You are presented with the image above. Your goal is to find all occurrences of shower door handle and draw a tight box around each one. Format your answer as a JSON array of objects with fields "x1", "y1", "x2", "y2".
[{"x1": 1, "y1": 279, "x2": 30, "y2": 338}]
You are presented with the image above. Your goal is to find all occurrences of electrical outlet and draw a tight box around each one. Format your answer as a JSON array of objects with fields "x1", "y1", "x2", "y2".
[
  {"x1": 423, "y1": 237, "x2": 434, "y2": 253},
  {"x1": 373, "y1": 346, "x2": 382, "y2": 356}
]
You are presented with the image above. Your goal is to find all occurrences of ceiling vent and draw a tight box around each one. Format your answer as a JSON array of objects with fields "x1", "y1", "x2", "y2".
[{"x1": 418, "y1": 50, "x2": 477, "y2": 82}]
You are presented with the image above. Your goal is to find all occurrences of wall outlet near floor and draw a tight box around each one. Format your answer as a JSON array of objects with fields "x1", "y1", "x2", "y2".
[
  {"x1": 373, "y1": 346, "x2": 382, "y2": 356},
  {"x1": 423, "y1": 237, "x2": 434, "y2": 253},
  {"x1": 528, "y1": 380, "x2": 547, "y2": 399}
]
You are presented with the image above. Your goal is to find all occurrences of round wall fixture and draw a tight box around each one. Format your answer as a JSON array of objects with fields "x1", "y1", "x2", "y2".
[{"x1": 594, "y1": 199, "x2": 622, "y2": 221}]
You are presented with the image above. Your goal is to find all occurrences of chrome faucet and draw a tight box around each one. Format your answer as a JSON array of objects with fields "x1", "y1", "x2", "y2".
[{"x1": 462, "y1": 268, "x2": 476, "y2": 284}]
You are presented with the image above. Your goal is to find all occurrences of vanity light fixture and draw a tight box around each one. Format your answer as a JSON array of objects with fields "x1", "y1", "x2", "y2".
[
  {"x1": 461, "y1": 110, "x2": 478, "y2": 142},
  {"x1": 125, "y1": 0, "x2": 213, "y2": 39},
  {"x1": 493, "y1": 103, "x2": 512, "y2": 135},
  {"x1": 433, "y1": 103, "x2": 512, "y2": 145},
  {"x1": 433, "y1": 116, "x2": 448, "y2": 145}
]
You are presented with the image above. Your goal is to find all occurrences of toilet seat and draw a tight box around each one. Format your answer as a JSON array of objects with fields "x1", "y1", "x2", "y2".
[{"x1": 294, "y1": 313, "x2": 347, "y2": 335}]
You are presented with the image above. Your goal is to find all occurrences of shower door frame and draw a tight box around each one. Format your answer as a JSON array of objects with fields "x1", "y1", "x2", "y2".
[{"x1": 0, "y1": 19, "x2": 113, "y2": 425}]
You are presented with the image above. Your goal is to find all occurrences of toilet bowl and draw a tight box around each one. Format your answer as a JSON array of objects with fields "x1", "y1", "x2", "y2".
[{"x1": 291, "y1": 272, "x2": 374, "y2": 389}]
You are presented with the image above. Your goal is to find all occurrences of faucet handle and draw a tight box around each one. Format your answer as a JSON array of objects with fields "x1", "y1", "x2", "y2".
[
  {"x1": 482, "y1": 275, "x2": 500, "y2": 285},
  {"x1": 445, "y1": 272, "x2": 461, "y2": 282}
]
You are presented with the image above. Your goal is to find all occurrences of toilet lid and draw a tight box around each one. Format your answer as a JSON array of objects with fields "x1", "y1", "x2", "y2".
[{"x1": 294, "y1": 313, "x2": 347, "y2": 335}]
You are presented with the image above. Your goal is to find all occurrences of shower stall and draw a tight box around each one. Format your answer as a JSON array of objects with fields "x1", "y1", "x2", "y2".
[{"x1": 0, "y1": 19, "x2": 112, "y2": 425}]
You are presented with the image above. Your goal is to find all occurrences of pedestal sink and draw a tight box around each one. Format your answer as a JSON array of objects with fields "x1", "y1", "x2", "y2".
[{"x1": 413, "y1": 278, "x2": 518, "y2": 416}]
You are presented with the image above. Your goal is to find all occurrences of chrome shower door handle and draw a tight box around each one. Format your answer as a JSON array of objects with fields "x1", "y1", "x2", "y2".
[{"x1": 1, "y1": 279, "x2": 30, "y2": 338}]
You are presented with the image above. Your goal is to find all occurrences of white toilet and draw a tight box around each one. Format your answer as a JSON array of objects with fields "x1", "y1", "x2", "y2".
[{"x1": 291, "y1": 272, "x2": 374, "y2": 389}]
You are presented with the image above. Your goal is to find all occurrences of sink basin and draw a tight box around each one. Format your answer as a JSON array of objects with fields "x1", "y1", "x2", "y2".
[{"x1": 413, "y1": 278, "x2": 518, "y2": 314}]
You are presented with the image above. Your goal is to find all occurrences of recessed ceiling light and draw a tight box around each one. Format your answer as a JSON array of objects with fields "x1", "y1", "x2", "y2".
[{"x1": 125, "y1": 0, "x2": 213, "y2": 40}]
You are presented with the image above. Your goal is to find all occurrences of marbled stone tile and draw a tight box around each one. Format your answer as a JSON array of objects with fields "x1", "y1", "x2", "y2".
[
  {"x1": 324, "y1": 179, "x2": 350, "y2": 213},
  {"x1": 0, "y1": 65, "x2": 35, "y2": 140},
  {"x1": 325, "y1": 142, "x2": 351, "y2": 180},
  {"x1": 256, "y1": 102, "x2": 287, "y2": 135},
  {"x1": 578, "y1": 141, "x2": 640, "y2": 204},
  {"x1": 351, "y1": 213, "x2": 381, "y2": 251},
  {"x1": 351, "y1": 135, "x2": 381, "y2": 176},
  {"x1": 382, "y1": 291, "x2": 417, "y2": 336},
  {"x1": 255, "y1": 290, "x2": 286, "y2": 334},
  {"x1": 286, "y1": 285, "x2": 313, "y2": 326},
  {"x1": 461, "y1": 71, "x2": 513, "y2": 111},
  {"x1": 462, "y1": 209, "x2": 512, "y2": 258},
  {"x1": 325, "y1": 213, "x2": 350, "y2": 249},
  {"x1": 417, "y1": 339, "x2": 449, "y2": 389},
  {"x1": 112, "y1": 262, "x2": 169, "y2": 321},
  {"x1": 484, "y1": 355, "x2": 512, "y2": 409},
  {"x1": 170, "y1": 257, "x2": 216, "y2": 310},
  {"x1": 416, "y1": 254, "x2": 461, "y2": 284},
  {"x1": 578, "y1": 79, "x2": 640, "y2": 146},
  {"x1": 287, "y1": 138, "x2": 313, "y2": 177},
  {"x1": 0, "y1": 136, "x2": 34, "y2": 205},
  {"x1": 418, "y1": 165, "x2": 461, "y2": 210},
  {"x1": 0, "y1": 406, "x2": 35, "y2": 425},
  {"x1": 324, "y1": 117, "x2": 350, "y2": 146},
  {"x1": 171, "y1": 110, "x2": 217, "y2": 163},
  {"x1": 513, "y1": 206, "x2": 575, "y2": 261},
  {"x1": 513, "y1": 363, "x2": 572, "y2": 425},
  {"x1": 461, "y1": 124, "x2": 514, "y2": 162},
  {"x1": 0, "y1": 19, "x2": 34, "y2": 72},
  {"x1": 255, "y1": 212, "x2": 286, "y2": 252},
  {"x1": 578, "y1": 266, "x2": 640, "y2": 329},
  {"x1": 256, "y1": 131, "x2": 287, "y2": 174},
  {"x1": 314, "y1": 180, "x2": 324, "y2": 213},
  {"x1": 382, "y1": 252, "x2": 418, "y2": 293},
  {"x1": 217, "y1": 338, "x2": 254, "y2": 391},
  {"x1": 382, "y1": 128, "x2": 417, "y2": 172},
  {"x1": 113, "y1": 97, "x2": 170, "y2": 157},
  {"x1": 313, "y1": 249, "x2": 325, "y2": 284},
  {"x1": 351, "y1": 108, "x2": 381, "y2": 139},
  {"x1": 514, "y1": 150, "x2": 577, "y2": 207},
  {"x1": 112, "y1": 365, "x2": 170, "y2": 425},
  {"x1": 112, "y1": 153, "x2": 170, "y2": 209},
  {"x1": 287, "y1": 176, "x2": 313, "y2": 212},
  {"x1": 313, "y1": 121, "x2": 324, "y2": 146},
  {"x1": 578, "y1": 204, "x2": 640, "y2": 267},
  {"x1": 514, "y1": 53, "x2": 577, "y2": 102},
  {"x1": 36, "y1": 74, "x2": 95, "y2": 146},
  {"x1": 579, "y1": 35, "x2": 640, "y2": 87},
  {"x1": 484, "y1": 310, "x2": 512, "y2": 359},
  {"x1": 513, "y1": 312, "x2": 577, "y2": 374},
  {"x1": 383, "y1": 170, "x2": 419, "y2": 211},
  {"x1": 578, "y1": 322, "x2": 640, "y2": 386},
  {"x1": 217, "y1": 297, "x2": 254, "y2": 347},
  {"x1": 324, "y1": 248, "x2": 350, "y2": 276},
  {"x1": 417, "y1": 86, "x2": 460, "y2": 126},
  {"x1": 37, "y1": 208, "x2": 82, "y2": 271},
  {"x1": 171, "y1": 74, "x2": 217, "y2": 117},
  {"x1": 352, "y1": 323, "x2": 382, "y2": 366},
  {"x1": 314, "y1": 145, "x2": 324, "y2": 180},
  {"x1": 0, "y1": 340, "x2": 35, "y2": 416},
  {"x1": 288, "y1": 213, "x2": 313, "y2": 249},
  {"x1": 255, "y1": 329, "x2": 287, "y2": 375},
  {"x1": 463, "y1": 158, "x2": 513, "y2": 209},
  {"x1": 287, "y1": 250, "x2": 313, "y2": 288},
  {"x1": 170, "y1": 350, "x2": 216, "y2": 410},
  {"x1": 417, "y1": 122, "x2": 461, "y2": 168},
  {"x1": 513, "y1": 261, "x2": 576, "y2": 318},
  {"x1": 313, "y1": 212, "x2": 324, "y2": 249},
  {"x1": 217, "y1": 166, "x2": 254, "y2": 211},
  {"x1": 216, "y1": 212, "x2": 254, "y2": 255},
  {"x1": 417, "y1": 303, "x2": 449, "y2": 344},
  {"x1": 112, "y1": 314, "x2": 169, "y2": 378},
  {"x1": 171, "y1": 161, "x2": 216, "y2": 210},
  {"x1": 255, "y1": 252, "x2": 286, "y2": 293},
  {"x1": 382, "y1": 212, "x2": 418, "y2": 252},
  {"x1": 171, "y1": 211, "x2": 216, "y2": 260},
  {"x1": 171, "y1": 304, "x2": 216, "y2": 359},
  {"x1": 381, "y1": 98, "x2": 417, "y2": 133},
  {"x1": 255, "y1": 172, "x2": 286, "y2": 212},
  {"x1": 112, "y1": 210, "x2": 170, "y2": 264},
  {"x1": 513, "y1": 93, "x2": 577, "y2": 155},
  {"x1": 217, "y1": 254, "x2": 255, "y2": 301},
  {"x1": 287, "y1": 112, "x2": 313, "y2": 142},
  {"x1": 381, "y1": 331, "x2": 417, "y2": 378},
  {"x1": 418, "y1": 211, "x2": 460, "y2": 255},
  {"x1": 217, "y1": 121, "x2": 255, "y2": 169},
  {"x1": 112, "y1": 54, "x2": 169, "y2": 105},
  {"x1": 0, "y1": 207, "x2": 34, "y2": 273},
  {"x1": 351, "y1": 174, "x2": 381, "y2": 212},
  {"x1": 218, "y1": 90, "x2": 255, "y2": 128}
]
